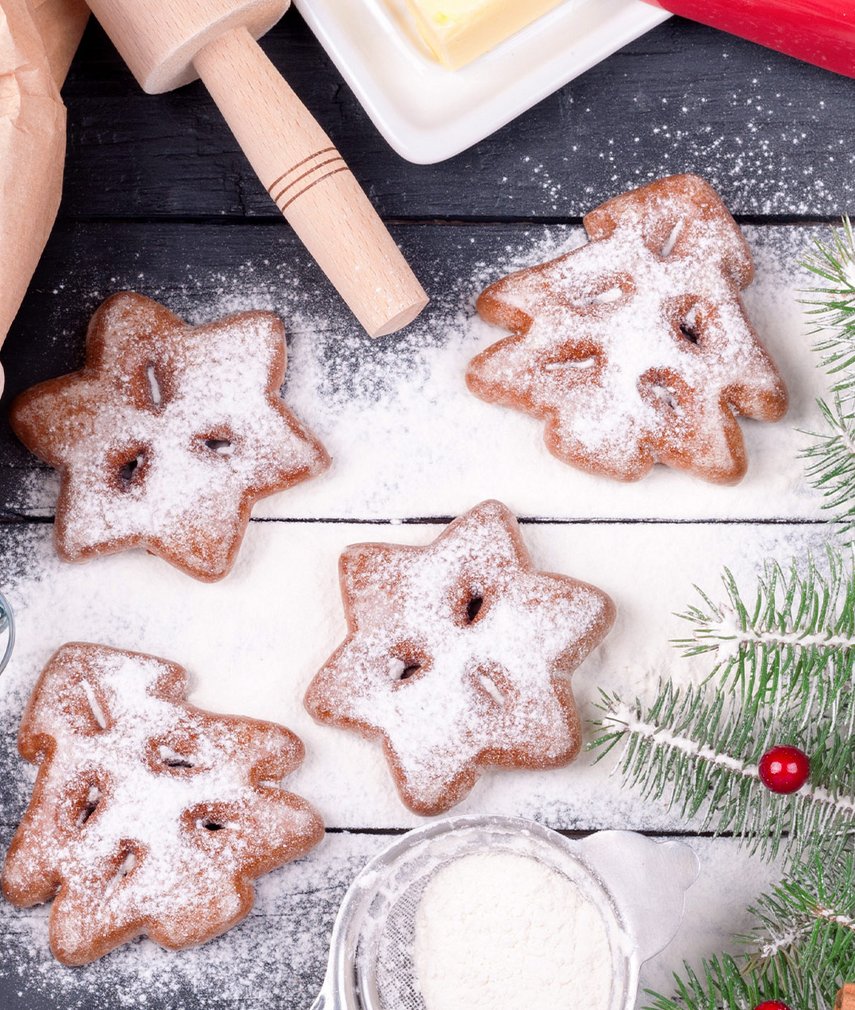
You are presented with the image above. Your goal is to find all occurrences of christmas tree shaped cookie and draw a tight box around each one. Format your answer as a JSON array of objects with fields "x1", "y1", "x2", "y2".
[
  {"x1": 11, "y1": 292, "x2": 330, "y2": 581},
  {"x1": 2, "y1": 643, "x2": 324, "y2": 965},
  {"x1": 468, "y1": 174, "x2": 788, "y2": 483},
  {"x1": 305, "y1": 500, "x2": 615, "y2": 815}
]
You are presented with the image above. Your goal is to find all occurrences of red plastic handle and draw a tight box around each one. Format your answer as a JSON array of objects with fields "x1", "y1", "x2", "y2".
[{"x1": 644, "y1": 0, "x2": 855, "y2": 78}]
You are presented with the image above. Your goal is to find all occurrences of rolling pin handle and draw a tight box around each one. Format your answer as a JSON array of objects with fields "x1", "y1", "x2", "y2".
[{"x1": 193, "y1": 27, "x2": 428, "y2": 337}]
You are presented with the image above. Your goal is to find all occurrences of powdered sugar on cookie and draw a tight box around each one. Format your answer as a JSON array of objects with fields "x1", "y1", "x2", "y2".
[
  {"x1": 469, "y1": 175, "x2": 788, "y2": 483},
  {"x1": 10, "y1": 293, "x2": 330, "y2": 580},
  {"x1": 2, "y1": 643, "x2": 323, "y2": 964},
  {"x1": 305, "y1": 501, "x2": 614, "y2": 815}
]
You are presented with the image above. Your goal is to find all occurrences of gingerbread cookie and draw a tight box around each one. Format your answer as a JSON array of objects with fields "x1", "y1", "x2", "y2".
[
  {"x1": 304, "y1": 500, "x2": 614, "y2": 816},
  {"x1": 10, "y1": 293, "x2": 330, "y2": 581},
  {"x1": 468, "y1": 174, "x2": 788, "y2": 484},
  {"x1": 2, "y1": 643, "x2": 324, "y2": 965}
]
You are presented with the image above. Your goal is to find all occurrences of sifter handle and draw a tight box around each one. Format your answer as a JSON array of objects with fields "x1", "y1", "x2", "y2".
[{"x1": 193, "y1": 27, "x2": 428, "y2": 337}]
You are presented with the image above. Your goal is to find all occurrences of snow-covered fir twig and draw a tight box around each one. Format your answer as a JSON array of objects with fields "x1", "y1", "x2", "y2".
[
  {"x1": 590, "y1": 684, "x2": 854, "y2": 864},
  {"x1": 800, "y1": 220, "x2": 855, "y2": 532},
  {"x1": 674, "y1": 552, "x2": 854, "y2": 711},
  {"x1": 802, "y1": 397, "x2": 855, "y2": 538},
  {"x1": 643, "y1": 853, "x2": 855, "y2": 1010},
  {"x1": 802, "y1": 217, "x2": 855, "y2": 390}
]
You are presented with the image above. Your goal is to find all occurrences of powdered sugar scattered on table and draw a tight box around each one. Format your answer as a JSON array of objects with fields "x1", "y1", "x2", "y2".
[
  {"x1": 0, "y1": 223, "x2": 828, "y2": 1005},
  {"x1": 10, "y1": 225, "x2": 826, "y2": 522},
  {"x1": 0, "y1": 519, "x2": 825, "y2": 829}
]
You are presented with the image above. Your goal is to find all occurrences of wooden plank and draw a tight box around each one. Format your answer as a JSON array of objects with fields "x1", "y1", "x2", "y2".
[
  {"x1": 0, "y1": 221, "x2": 830, "y2": 522},
  {"x1": 0, "y1": 827, "x2": 780, "y2": 1010},
  {"x1": 58, "y1": 16, "x2": 855, "y2": 222},
  {"x1": 0, "y1": 519, "x2": 826, "y2": 831}
]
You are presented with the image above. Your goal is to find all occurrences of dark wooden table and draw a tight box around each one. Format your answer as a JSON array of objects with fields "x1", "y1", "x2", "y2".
[{"x1": 0, "y1": 9, "x2": 851, "y2": 1009}]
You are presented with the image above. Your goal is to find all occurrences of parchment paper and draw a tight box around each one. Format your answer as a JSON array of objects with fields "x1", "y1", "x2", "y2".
[{"x1": 0, "y1": 0, "x2": 87, "y2": 395}]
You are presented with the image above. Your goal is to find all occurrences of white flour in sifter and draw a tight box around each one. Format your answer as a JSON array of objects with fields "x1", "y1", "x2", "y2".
[{"x1": 413, "y1": 852, "x2": 613, "y2": 1010}]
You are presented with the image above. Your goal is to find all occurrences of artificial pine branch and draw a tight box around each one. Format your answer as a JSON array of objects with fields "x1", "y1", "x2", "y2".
[
  {"x1": 801, "y1": 397, "x2": 855, "y2": 537},
  {"x1": 803, "y1": 217, "x2": 855, "y2": 389},
  {"x1": 591, "y1": 683, "x2": 854, "y2": 864},
  {"x1": 674, "y1": 550, "x2": 855, "y2": 711},
  {"x1": 800, "y1": 219, "x2": 855, "y2": 532},
  {"x1": 643, "y1": 955, "x2": 768, "y2": 1010},
  {"x1": 642, "y1": 853, "x2": 855, "y2": 1010},
  {"x1": 743, "y1": 852, "x2": 855, "y2": 1008}
]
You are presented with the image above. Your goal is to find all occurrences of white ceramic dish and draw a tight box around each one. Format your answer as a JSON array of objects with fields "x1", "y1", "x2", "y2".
[{"x1": 292, "y1": 0, "x2": 670, "y2": 164}]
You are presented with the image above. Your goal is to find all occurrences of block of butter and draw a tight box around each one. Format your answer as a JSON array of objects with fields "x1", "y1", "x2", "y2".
[{"x1": 404, "y1": 0, "x2": 565, "y2": 69}]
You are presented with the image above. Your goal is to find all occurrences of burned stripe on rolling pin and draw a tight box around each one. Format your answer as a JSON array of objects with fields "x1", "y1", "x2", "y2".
[{"x1": 268, "y1": 148, "x2": 348, "y2": 209}]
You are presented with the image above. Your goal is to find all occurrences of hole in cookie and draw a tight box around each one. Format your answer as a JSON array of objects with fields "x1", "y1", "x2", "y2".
[
  {"x1": 542, "y1": 338, "x2": 601, "y2": 378},
  {"x1": 159, "y1": 745, "x2": 194, "y2": 770},
  {"x1": 465, "y1": 595, "x2": 484, "y2": 623},
  {"x1": 115, "y1": 852, "x2": 137, "y2": 877},
  {"x1": 77, "y1": 786, "x2": 101, "y2": 827},
  {"x1": 650, "y1": 383, "x2": 682, "y2": 413},
  {"x1": 592, "y1": 286, "x2": 624, "y2": 304},
  {"x1": 679, "y1": 321, "x2": 700, "y2": 344},
  {"x1": 678, "y1": 303, "x2": 701, "y2": 345},
  {"x1": 400, "y1": 662, "x2": 421, "y2": 681},
  {"x1": 118, "y1": 453, "x2": 144, "y2": 485},
  {"x1": 107, "y1": 443, "x2": 150, "y2": 494},
  {"x1": 148, "y1": 740, "x2": 201, "y2": 776},
  {"x1": 468, "y1": 665, "x2": 510, "y2": 708},
  {"x1": 389, "y1": 646, "x2": 428, "y2": 686},
  {"x1": 204, "y1": 438, "x2": 234, "y2": 456},
  {"x1": 201, "y1": 819, "x2": 226, "y2": 832},
  {"x1": 80, "y1": 679, "x2": 108, "y2": 730},
  {"x1": 476, "y1": 672, "x2": 505, "y2": 706},
  {"x1": 146, "y1": 363, "x2": 162, "y2": 407},
  {"x1": 389, "y1": 648, "x2": 429, "y2": 686},
  {"x1": 572, "y1": 273, "x2": 632, "y2": 311},
  {"x1": 639, "y1": 369, "x2": 691, "y2": 423},
  {"x1": 660, "y1": 219, "x2": 685, "y2": 258},
  {"x1": 575, "y1": 287, "x2": 624, "y2": 309},
  {"x1": 543, "y1": 356, "x2": 597, "y2": 374},
  {"x1": 105, "y1": 849, "x2": 139, "y2": 899}
]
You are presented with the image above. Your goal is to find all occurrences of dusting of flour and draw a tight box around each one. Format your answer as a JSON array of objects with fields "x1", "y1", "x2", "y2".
[
  {"x1": 414, "y1": 852, "x2": 613, "y2": 1010},
  {"x1": 10, "y1": 225, "x2": 828, "y2": 522},
  {"x1": 0, "y1": 222, "x2": 830, "y2": 1008}
]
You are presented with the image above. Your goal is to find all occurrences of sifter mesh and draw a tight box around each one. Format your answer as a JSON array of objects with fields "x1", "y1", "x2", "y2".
[
  {"x1": 372, "y1": 861, "x2": 435, "y2": 1010},
  {"x1": 351, "y1": 825, "x2": 627, "y2": 1010}
]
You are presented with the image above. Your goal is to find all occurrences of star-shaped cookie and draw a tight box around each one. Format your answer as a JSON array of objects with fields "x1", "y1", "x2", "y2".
[
  {"x1": 11, "y1": 292, "x2": 330, "y2": 580},
  {"x1": 304, "y1": 500, "x2": 615, "y2": 815}
]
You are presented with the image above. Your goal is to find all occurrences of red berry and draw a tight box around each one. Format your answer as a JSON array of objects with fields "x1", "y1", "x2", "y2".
[
  {"x1": 753, "y1": 1002, "x2": 792, "y2": 1010},
  {"x1": 758, "y1": 745, "x2": 810, "y2": 794}
]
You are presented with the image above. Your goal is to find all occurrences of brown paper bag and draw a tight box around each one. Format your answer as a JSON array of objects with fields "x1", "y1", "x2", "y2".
[
  {"x1": 32, "y1": 0, "x2": 88, "y2": 84},
  {"x1": 0, "y1": 0, "x2": 87, "y2": 395}
]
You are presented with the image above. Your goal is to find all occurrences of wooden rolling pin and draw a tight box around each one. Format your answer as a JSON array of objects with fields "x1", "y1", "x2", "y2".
[{"x1": 84, "y1": 0, "x2": 428, "y2": 337}]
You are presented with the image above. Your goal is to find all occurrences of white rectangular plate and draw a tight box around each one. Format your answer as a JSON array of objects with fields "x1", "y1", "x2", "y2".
[{"x1": 293, "y1": 0, "x2": 670, "y2": 164}]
